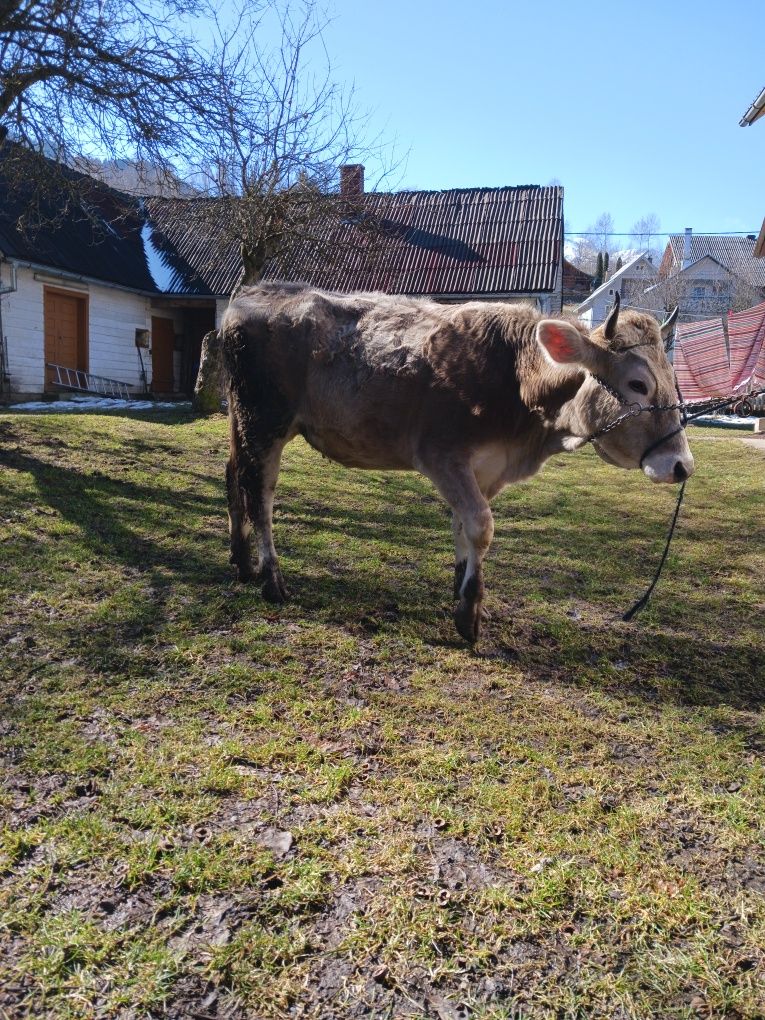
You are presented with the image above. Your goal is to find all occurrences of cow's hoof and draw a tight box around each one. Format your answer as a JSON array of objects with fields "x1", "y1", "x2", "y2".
[
  {"x1": 261, "y1": 569, "x2": 289, "y2": 604},
  {"x1": 453, "y1": 559, "x2": 467, "y2": 598},
  {"x1": 454, "y1": 597, "x2": 481, "y2": 644},
  {"x1": 233, "y1": 560, "x2": 257, "y2": 583}
]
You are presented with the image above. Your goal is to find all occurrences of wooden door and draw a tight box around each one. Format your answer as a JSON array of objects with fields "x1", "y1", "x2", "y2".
[
  {"x1": 151, "y1": 317, "x2": 175, "y2": 393},
  {"x1": 44, "y1": 289, "x2": 87, "y2": 389}
]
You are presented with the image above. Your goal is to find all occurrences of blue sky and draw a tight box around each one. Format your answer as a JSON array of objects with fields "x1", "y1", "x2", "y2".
[{"x1": 312, "y1": 0, "x2": 765, "y2": 240}]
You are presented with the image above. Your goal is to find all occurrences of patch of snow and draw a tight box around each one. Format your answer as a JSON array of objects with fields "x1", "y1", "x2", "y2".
[
  {"x1": 140, "y1": 220, "x2": 179, "y2": 292},
  {"x1": 8, "y1": 395, "x2": 191, "y2": 412},
  {"x1": 691, "y1": 414, "x2": 758, "y2": 428}
]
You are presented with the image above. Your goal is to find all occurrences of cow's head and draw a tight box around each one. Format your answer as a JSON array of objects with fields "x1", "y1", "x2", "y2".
[{"x1": 536, "y1": 299, "x2": 695, "y2": 484}]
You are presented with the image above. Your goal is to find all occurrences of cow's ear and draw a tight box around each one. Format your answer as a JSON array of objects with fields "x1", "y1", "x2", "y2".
[{"x1": 536, "y1": 320, "x2": 600, "y2": 370}]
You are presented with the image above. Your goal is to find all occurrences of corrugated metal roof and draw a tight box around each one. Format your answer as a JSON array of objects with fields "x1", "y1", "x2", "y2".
[
  {"x1": 146, "y1": 185, "x2": 563, "y2": 297},
  {"x1": 664, "y1": 235, "x2": 765, "y2": 288},
  {"x1": 0, "y1": 148, "x2": 157, "y2": 292},
  {"x1": 143, "y1": 197, "x2": 243, "y2": 295},
  {"x1": 0, "y1": 142, "x2": 562, "y2": 300}
]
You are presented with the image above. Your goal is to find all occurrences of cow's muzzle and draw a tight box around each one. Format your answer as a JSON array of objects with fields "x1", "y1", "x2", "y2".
[{"x1": 641, "y1": 443, "x2": 695, "y2": 484}]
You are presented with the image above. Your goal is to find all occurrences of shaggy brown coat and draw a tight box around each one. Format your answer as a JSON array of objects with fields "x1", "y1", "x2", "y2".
[{"x1": 221, "y1": 282, "x2": 693, "y2": 642}]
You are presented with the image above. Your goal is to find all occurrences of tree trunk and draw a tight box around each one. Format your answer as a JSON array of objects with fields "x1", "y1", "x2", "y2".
[{"x1": 193, "y1": 329, "x2": 225, "y2": 414}]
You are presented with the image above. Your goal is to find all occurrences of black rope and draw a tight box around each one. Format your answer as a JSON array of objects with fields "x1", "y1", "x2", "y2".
[
  {"x1": 622, "y1": 480, "x2": 686, "y2": 621},
  {"x1": 585, "y1": 380, "x2": 764, "y2": 621}
]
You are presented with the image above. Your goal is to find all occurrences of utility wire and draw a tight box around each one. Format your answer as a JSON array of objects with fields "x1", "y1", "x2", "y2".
[{"x1": 565, "y1": 230, "x2": 760, "y2": 237}]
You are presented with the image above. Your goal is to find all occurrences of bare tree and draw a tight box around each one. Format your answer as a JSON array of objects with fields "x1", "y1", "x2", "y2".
[
  {"x1": 0, "y1": 0, "x2": 220, "y2": 195},
  {"x1": 630, "y1": 213, "x2": 662, "y2": 262},
  {"x1": 188, "y1": 1, "x2": 397, "y2": 410},
  {"x1": 568, "y1": 212, "x2": 620, "y2": 276},
  {"x1": 185, "y1": 1, "x2": 393, "y2": 286},
  {"x1": 567, "y1": 234, "x2": 599, "y2": 276},
  {"x1": 1, "y1": 0, "x2": 396, "y2": 409},
  {"x1": 588, "y1": 212, "x2": 616, "y2": 257}
]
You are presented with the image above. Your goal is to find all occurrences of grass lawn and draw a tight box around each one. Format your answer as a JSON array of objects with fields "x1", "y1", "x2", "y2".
[{"x1": 1, "y1": 410, "x2": 764, "y2": 1019}]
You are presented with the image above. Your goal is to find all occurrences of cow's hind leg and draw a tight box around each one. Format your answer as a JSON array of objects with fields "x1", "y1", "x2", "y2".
[
  {"x1": 227, "y1": 457, "x2": 255, "y2": 582},
  {"x1": 243, "y1": 438, "x2": 289, "y2": 603},
  {"x1": 228, "y1": 406, "x2": 291, "y2": 600}
]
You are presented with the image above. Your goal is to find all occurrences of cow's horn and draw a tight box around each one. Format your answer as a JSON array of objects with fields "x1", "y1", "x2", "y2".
[
  {"x1": 603, "y1": 291, "x2": 620, "y2": 341},
  {"x1": 660, "y1": 306, "x2": 679, "y2": 346}
]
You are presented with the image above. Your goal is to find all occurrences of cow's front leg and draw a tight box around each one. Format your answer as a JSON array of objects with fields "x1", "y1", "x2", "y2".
[
  {"x1": 452, "y1": 511, "x2": 469, "y2": 597},
  {"x1": 421, "y1": 458, "x2": 494, "y2": 644},
  {"x1": 453, "y1": 502, "x2": 494, "y2": 643}
]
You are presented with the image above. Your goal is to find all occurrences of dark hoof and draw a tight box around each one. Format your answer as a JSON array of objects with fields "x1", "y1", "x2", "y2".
[
  {"x1": 232, "y1": 558, "x2": 257, "y2": 583},
  {"x1": 453, "y1": 559, "x2": 467, "y2": 598},
  {"x1": 454, "y1": 597, "x2": 481, "y2": 644},
  {"x1": 261, "y1": 569, "x2": 288, "y2": 604},
  {"x1": 230, "y1": 547, "x2": 256, "y2": 583}
]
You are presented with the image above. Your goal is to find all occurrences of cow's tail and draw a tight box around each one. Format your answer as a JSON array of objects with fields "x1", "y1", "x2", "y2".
[{"x1": 219, "y1": 322, "x2": 248, "y2": 384}]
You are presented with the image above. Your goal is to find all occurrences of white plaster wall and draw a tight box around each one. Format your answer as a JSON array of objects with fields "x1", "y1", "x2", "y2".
[
  {"x1": 579, "y1": 306, "x2": 595, "y2": 328},
  {"x1": 89, "y1": 286, "x2": 152, "y2": 388},
  {"x1": 1, "y1": 265, "x2": 45, "y2": 395},
  {"x1": 0, "y1": 264, "x2": 153, "y2": 397}
]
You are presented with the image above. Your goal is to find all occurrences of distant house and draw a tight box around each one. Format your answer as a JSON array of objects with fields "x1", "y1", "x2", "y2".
[
  {"x1": 575, "y1": 252, "x2": 657, "y2": 327},
  {"x1": 656, "y1": 232, "x2": 765, "y2": 315},
  {"x1": 561, "y1": 258, "x2": 594, "y2": 306},
  {"x1": 1, "y1": 151, "x2": 564, "y2": 401}
]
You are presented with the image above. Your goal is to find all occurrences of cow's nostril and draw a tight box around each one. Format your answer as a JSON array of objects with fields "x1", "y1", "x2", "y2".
[{"x1": 673, "y1": 461, "x2": 688, "y2": 482}]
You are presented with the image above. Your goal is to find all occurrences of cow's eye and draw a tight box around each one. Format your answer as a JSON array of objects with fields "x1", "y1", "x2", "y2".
[{"x1": 628, "y1": 380, "x2": 649, "y2": 395}]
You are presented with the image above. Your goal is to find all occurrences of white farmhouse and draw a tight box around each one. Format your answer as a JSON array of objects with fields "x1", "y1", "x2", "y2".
[{"x1": 576, "y1": 252, "x2": 657, "y2": 328}]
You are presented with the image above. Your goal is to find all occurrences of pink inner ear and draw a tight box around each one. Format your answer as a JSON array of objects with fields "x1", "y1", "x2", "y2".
[{"x1": 541, "y1": 323, "x2": 580, "y2": 363}]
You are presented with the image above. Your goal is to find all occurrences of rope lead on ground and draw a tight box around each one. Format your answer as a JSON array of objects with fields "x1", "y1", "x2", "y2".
[{"x1": 622, "y1": 480, "x2": 687, "y2": 622}]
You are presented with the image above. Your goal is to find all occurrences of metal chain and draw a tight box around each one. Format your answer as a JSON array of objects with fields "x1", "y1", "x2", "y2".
[{"x1": 586, "y1": 384, "x2": 765, "y2": 444}]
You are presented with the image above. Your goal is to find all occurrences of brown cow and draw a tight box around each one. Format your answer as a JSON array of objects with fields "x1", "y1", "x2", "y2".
[{"x1": 221, "y1": 282, "x2": 693, "y2": 642}]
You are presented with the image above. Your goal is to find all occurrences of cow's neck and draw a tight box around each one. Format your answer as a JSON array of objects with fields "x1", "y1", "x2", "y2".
[{"x1": 523, "y1": 362, "x2": 594, "y2": 453}]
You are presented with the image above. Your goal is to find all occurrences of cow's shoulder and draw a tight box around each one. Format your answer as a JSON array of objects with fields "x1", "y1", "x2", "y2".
[{"x1": 423, "y1": 302, "x2": 541, "y2": 411}]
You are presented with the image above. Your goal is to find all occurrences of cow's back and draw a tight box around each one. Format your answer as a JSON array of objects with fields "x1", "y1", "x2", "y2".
[{"x1": 221, "y1": 284, "x2": 551, "y2": 469}]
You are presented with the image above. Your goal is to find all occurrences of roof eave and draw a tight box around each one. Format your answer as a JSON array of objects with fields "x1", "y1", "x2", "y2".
[
  {"x1": 3, "y1": 255, "x2": 226, "y2": 299},
  {"x1": 755, "y1": 217, "x2": 765, "y2": 259},
  {"x1": 740, "y1": 87, "x2": 765, "y2": 126}
]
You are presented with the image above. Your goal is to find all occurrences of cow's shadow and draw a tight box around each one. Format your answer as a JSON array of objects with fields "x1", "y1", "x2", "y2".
[{"x1": 3, "y1": 436, "x2": 762, "y2": 713}]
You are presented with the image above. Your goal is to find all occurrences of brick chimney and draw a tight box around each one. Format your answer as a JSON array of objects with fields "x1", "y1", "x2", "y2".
[{"x1": 340, "y1": 164, "x2": 364, "y2": 198}]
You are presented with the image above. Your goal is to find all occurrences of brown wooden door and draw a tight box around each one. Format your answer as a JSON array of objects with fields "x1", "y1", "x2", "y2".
[
  {"x1": 44, "y1": 289, "x2": 87, "y2": 389},
  {"x1": 151, "y1": 317, "x2": 175, "y2": 393}
]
